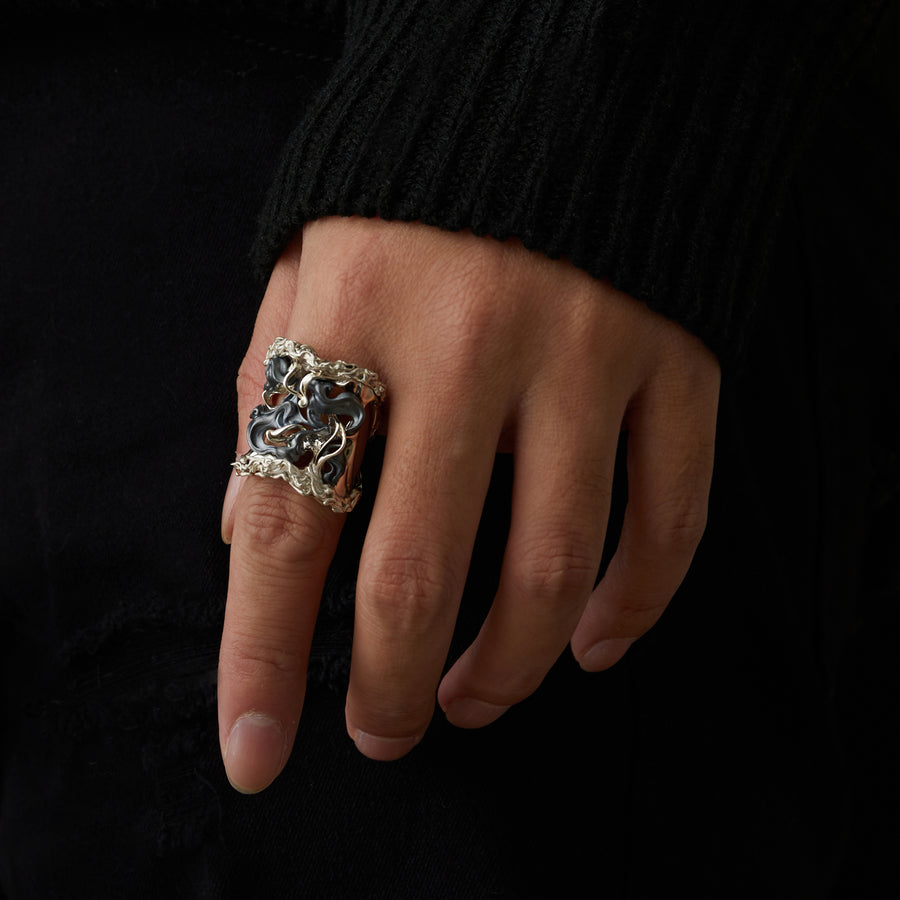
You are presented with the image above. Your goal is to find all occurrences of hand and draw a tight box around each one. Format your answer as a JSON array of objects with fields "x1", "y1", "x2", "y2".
[{"x1": 218, "y1": 216, "x2": 720, "y2": 792}]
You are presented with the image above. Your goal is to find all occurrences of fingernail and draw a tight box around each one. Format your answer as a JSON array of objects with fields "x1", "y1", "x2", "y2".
[
  {"x1": 223, "y1": 713, "x2": 286, "y2": 793},
  {"x1": 443, "y1": 697, "x2": 510, "y2": 729},
  {"x1": 221, "y1": 470, "x2": 243, "y2": 544},
  {"x1": 349, "y1": 727, "x2": 421, "y2": 761},
  {"x1": 579, "y1": 638, "x2": 634, "y2": 672}
]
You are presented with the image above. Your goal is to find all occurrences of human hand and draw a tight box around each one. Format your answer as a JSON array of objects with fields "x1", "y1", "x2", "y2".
[{"x1": 218, "y1": 216, "x2": 720, "y2": 793}]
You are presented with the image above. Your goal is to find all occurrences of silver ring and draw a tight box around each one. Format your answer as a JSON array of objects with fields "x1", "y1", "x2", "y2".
[{"x1": 232, "y1": 338, "x2": 386, "y2": 512}]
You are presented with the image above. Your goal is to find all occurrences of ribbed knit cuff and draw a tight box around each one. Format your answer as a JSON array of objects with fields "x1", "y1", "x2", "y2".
[{"x1": 254, "y1": 0, "x2": 883, "y2": 362}]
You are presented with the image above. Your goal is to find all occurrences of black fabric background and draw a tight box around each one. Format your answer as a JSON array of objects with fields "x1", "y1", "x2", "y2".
[{"x1": 1, "y1": 9, "x2": 897, "y2": 899}]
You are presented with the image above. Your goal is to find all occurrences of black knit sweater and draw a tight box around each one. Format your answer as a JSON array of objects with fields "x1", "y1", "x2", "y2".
[{"x1": 12, "y1": 0, "x2": 886, "y2": 361}]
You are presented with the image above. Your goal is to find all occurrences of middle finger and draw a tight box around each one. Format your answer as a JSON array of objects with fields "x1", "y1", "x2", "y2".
[{"x1": 345, "y1": 388, "x2": 503, "y2": 760}]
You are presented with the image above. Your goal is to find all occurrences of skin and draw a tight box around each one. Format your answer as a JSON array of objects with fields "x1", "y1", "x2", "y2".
[{"x1": 218, "y1": 216, "x2": 720, "y2": 793}]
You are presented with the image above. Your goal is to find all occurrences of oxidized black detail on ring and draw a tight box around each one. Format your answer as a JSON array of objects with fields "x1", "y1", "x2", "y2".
[
  {"x1": 248, "y1": 372, "x2": 366, "y2": 485},
  {"x1": 232, "y1": 339, "x2": 385, "y2": 512}
]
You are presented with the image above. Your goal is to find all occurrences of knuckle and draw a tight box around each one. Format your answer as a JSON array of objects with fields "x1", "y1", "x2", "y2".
[
  {"x1": 238, "y1": 490, "x2": 328, "y2": 562},
  {"x1": 431, "y1": 246, "x2": 515, "y2": 353},
  {"x1": 220, "y1": 634, "x2": 305, "y2": 684},
  {"x1": 324, "y1": 227, "x2": 390, "y2": 305},
  {"x1": 595, "y1": 568, "x2": 669, "y2": 638},
  {"x1": 614, "y1": 591, "x2": 669, "y2": 623},
  {"x1": 331, "y1": 253, "x2": 381, "y2": 306},
  {"x1": 360, "y1": 546, "x2": 456, "y2": 634},
  {"x1": 608, "y1": 602, "x2": 666, "y2": 640},
  {"x1": 645, "y1": 494, "x2": 709, "y2": 553},
  {"x1": 512, "y1": 535, "x2": 598, "y2": 602},
  {"x1": 351, "y1": 693, "x2": 435, "y2": 738},
  {"x1": 451, "y1": 242, "x2": 508, "y2": 303}
]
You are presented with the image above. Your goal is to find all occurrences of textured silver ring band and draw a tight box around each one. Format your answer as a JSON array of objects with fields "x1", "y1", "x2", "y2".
[{"x1": 232, "y1": 338, "x2": 386, "y2": 513}]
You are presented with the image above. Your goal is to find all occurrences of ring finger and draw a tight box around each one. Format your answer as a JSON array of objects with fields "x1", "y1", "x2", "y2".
[{"x1": 437, "y1": 384, "x2": 625, "y2": 728}]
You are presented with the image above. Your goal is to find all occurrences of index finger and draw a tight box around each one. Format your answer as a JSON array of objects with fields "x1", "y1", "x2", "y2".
[
  {"x1": 218, "y1": 477, "x2": 344, "y2": 793},
  {"x1": 218, "y1": 324, "x2": 385, "y2": 790}
]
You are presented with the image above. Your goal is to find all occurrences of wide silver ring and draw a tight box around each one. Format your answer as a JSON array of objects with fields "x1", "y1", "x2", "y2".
[{"x1": 232, "y1": 338, "x2": 386, "y2": 513}]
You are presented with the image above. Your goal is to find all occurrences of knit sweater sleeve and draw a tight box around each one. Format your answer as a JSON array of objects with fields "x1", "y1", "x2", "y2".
[{"x1": 254, "y1": 0, "x2": 884, "y2": 362}]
